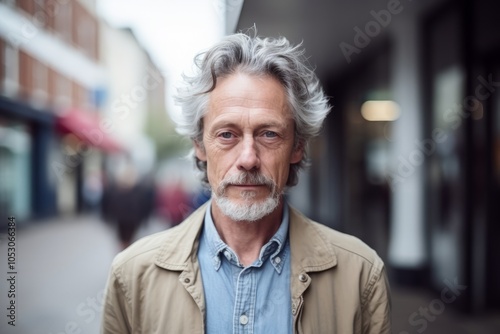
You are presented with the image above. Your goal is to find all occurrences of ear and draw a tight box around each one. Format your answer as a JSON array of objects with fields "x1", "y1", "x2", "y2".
[
  {"x1": 290, "y1": 143, "x2": 304, "y2": 164},
  {"x1": 193, "y1": 140, "x2": 207, "y2": 161}
]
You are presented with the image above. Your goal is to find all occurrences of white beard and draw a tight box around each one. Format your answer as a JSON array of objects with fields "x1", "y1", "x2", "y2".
[{"x1": 212, "y1": 172, "x2": 281, "y2": 222}]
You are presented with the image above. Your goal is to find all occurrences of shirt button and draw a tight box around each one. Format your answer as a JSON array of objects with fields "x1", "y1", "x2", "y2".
[
  {"x1": 299, "y1": 274, "x2": 308, "y2": 282},
  {"x1": 224, "y1": 250, "x2": 232, "y2": 260},
  {"x1": 274, "y1": 256, "x2": 281, "y2": 264},
  {"x1": 239, "y1": 314, "x2": 249, "y2": 325}
]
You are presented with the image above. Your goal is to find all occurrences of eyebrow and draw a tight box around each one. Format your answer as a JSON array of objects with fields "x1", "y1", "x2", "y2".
[{"x1": 210, "y1": 120, "x2": 290, "y2": 132}]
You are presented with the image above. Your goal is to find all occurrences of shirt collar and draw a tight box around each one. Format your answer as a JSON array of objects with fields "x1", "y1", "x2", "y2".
[{"x1": 203, "y1": 199, "x2": 289, "y2": 273}]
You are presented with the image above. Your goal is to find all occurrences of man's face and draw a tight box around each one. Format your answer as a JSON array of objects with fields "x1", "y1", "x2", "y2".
[{"x1": 195, "y1": 72, "x2": 303, "y2": 220}]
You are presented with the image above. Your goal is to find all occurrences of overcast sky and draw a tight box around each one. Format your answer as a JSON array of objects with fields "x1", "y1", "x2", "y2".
[{"x1": 97, "y1": 0, "x2": 225, "y2": 117}]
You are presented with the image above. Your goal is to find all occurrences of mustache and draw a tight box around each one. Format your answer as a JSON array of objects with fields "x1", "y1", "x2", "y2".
[{"x1": 216, "y1": 172, "x2": 276, "y2": 195}]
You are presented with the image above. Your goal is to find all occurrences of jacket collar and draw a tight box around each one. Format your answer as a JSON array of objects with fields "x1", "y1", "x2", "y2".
[
  {"x1": 288, "y1": 206, "x2": 338, "y2": 310},
  {"x1": 155, "y1": 202, "x2": 338, "y2": 273},
  {"x1": 288, "y1": 206, "x2": 338, "y2": 272},
  {"x1": 155, "y1": 203, "x2": 207, "y2": 271}
]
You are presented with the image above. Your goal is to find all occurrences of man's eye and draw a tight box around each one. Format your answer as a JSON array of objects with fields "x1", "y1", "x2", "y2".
[
  {"x1": 220, "y1": 132, "x2": 233, "y2": 139},
  {"x1": 264, "y1": 131, "x2": 277, "y2": 138}
]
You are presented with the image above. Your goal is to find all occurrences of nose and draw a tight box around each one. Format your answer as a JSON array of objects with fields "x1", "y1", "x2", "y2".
[{"x1": 236, "y1": 136, "x2": 260, "y2": 172}]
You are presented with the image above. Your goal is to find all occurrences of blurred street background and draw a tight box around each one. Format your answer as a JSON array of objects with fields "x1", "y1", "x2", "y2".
[
  {"x1": 1, "y1": 214, "x2": 500, "y2": 334},
  {"x1": 1, "y1": 0, "x2": 500, "y2": 333}
]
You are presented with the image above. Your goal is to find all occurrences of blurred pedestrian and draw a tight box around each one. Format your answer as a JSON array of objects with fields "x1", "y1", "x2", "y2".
[
  {"x1": 156, "y1": 181, "x2": 191, "y2": 225},
  {"x1": 102, "y1": 31, "x2": 391, "y2": 333},
  {"x1": 82, "y1": 170, "x2": 103, "y2": 212},
  {"x1": 102, "y1": 164, "x2": 154, "y2": 249}
]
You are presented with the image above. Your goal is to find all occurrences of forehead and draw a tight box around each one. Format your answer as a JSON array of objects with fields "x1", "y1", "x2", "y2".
[{"x1": 205, "y1": 72, "x2": 292, "y2": 125}]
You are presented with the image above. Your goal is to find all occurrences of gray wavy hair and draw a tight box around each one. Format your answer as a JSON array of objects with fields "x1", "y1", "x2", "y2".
[{"x1": 174, "y1": 32, "x2": 331, "y2": 187}]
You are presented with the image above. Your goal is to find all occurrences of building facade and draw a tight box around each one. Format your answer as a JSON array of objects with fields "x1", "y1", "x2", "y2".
[
  {"x1": 0, "y1": 0, "x2": 115, "y2": 221},
  {"x1": 99, "y1": 24, "x2": 165, "y2": 180},
  {"x1": 237, "y1": 0, "x2": 500, "y2": 314}
]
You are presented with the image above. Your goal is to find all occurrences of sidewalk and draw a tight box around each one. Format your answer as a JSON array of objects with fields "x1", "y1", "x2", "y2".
[
  {"x1": 1, "y1": 214, "x2": 499, "y2": 333},
  {"x1": 392, "y1": 286, "x2": 500, "y2": 334},
  {"x1": 0, "y1": 214, "x2": 169, "y2": 334}
]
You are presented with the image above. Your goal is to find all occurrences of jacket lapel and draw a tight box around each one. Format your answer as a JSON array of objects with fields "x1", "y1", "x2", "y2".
[
  {"x1": 154, "y1": 203, "x2": 338, "y2": 276},
  {"x1": 155, "y1": 203, "x2": 207, "y2": 271},
  {"x1": 152, "y1": 202, "x2": 338, "y2": 331},
  {"x1": 289, "y1": 206, "x2": 338, "y2": 272},
  {"x1": 289, "y1": 206, "x2": 338, "y2": 326}
]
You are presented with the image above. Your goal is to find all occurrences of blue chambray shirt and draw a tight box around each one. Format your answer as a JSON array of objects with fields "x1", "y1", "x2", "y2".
[{"x1": 198, "y1": 200, "x2": 292, "y2": 334}]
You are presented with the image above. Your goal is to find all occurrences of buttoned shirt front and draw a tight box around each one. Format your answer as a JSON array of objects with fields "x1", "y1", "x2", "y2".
[{"x1": 197, "y1": 201, "x2": 292, "y2": 334}]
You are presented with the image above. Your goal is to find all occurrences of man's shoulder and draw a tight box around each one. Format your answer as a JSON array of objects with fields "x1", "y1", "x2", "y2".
[
  {"x1": 316, "y1": 221, "x2": 381, "y2": 264},
  {"x1": 290, "y1": 207, "x2": 383, "y2": 267},
  {"x1": 111, "y1": 225, "x2": 179, "y2": 269},
  {"x1": 111, "y1": 204, "x2": 207, "y2": 270}
]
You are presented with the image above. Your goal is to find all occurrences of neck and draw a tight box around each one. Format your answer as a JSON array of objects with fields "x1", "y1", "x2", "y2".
[{"x1": 211, "y1": 199, "x2": 284, "y2": 267}]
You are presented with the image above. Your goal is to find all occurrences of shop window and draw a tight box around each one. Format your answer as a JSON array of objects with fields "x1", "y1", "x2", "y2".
[
  {"x1": 47, "y1": 66, "x2": 57, "y2": 105},
  {"x1": 53, "y1": 0, "x2": 72, "y2": 43},
  {"x1": 0, "y1": 118, "x2": 32, "y2": 220},
  {"x1": 0, "y1": 0, "x2": 16, "y2": 7},
  {"x1": 32, "y1": 0, "x2": 48, "y2": 29},
  {"x1": 45, "y1": 0, "x2": 56, "y2": 30},
  {"x1": 72, "y1": 80, "x2": 87, "y2": 109},
  {"x1": 55, "y1": 74, "x2": 72, "y2": 109},
  {"x1": 3, "y1": 43, "x2": 19, "y2": 96},
  {"x1": 424, "y1": 2, "x2": 469, "y2": 302},
  {"x1": 16, "y1": 0, "x2": 34, "y2": 15},
  {"x1": 18, "y1": 50, "x2": 34, "y2": 98},
  {"x1": 74, "y1": 3, "x2": 97, "y2": 60},
  {"x1": 32, "y1": 58, "x2": 48, "y2": 105}
]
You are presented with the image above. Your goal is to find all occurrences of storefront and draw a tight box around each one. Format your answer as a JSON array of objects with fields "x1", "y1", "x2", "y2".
[
  {"x1": 0, "y1": 96, "x2": 57, "y2": 222},
  {"x1": 0, "y1": 96, "x2": 121, "y2": 222},
  {"x1": 422, "y1": 0, "x2": 500, "y2": 312}
]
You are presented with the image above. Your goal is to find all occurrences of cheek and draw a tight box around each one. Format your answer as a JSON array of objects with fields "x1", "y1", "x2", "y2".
[
  {"x1": 267, "y1": 159, "x2": 291, "y2": 186},
  {"x1": 205, "y1": 153, "x2": 230, "y2": 183},
  {"x1": 277, "y1": 150, "x2": 298, "y2": 184},
  {"x1": 205, "y1": 158, "x2": 218, "y2": 181},
  {"x1": 279, "y1": 164, "x2": 292, "y2": 185}
]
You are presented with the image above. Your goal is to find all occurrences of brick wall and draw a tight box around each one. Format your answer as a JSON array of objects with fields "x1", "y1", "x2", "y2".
[
  {"x1": 73, "y1": 1, "x2": 99, "y2": 61},
  {"x1": 18, "y1": 50, "x2": 33, "y2": 98},
  {"x1": 15, "y1": 0, "x2": 99, "y2": 62},
  {"x1": 7, "y1": 1, "x2": 100, "y2": 109}
]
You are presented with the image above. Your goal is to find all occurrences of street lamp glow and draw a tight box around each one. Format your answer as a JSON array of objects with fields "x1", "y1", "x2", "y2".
[{"x1": 361, "y1": 100, "x2": 400, "y2": 121}]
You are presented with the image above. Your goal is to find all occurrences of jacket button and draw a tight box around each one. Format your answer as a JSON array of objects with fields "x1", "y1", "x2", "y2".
[
  {"x1": 184, "y1": 278, "x2": 191, "y2": 284},
  {"x1": 299, "y1": 274, "x2": 308, "y2": 282}
]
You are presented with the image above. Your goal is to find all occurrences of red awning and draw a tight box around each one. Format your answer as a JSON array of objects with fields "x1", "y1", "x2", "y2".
[{"x1": 56, "y1": 108, "x2": 122, "y2": 152}]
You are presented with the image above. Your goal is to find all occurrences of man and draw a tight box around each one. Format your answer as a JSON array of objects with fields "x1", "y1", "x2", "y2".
[{"x1": 101, "y1": 32, "x2": 391, "y2": 333}]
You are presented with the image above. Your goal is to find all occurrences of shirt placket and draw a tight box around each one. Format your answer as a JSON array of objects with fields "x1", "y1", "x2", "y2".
[{"x1": 233, "y1": 265, "x2": 256, "y2": 334}]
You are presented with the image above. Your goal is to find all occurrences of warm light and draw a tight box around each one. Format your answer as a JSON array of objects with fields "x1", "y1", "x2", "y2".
[{"x1": 361, "y1": 100, "x2": 400, "y2": 121}]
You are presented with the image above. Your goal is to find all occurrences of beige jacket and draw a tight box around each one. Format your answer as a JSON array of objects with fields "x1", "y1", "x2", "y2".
[{"x1": 101, "y1": 204, "x2": 391, "y2": 333}]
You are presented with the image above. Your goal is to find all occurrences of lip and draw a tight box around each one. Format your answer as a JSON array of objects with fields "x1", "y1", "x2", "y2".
[{"x1": 230, "y1": 184, "x2": 265, "y2": 188}]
